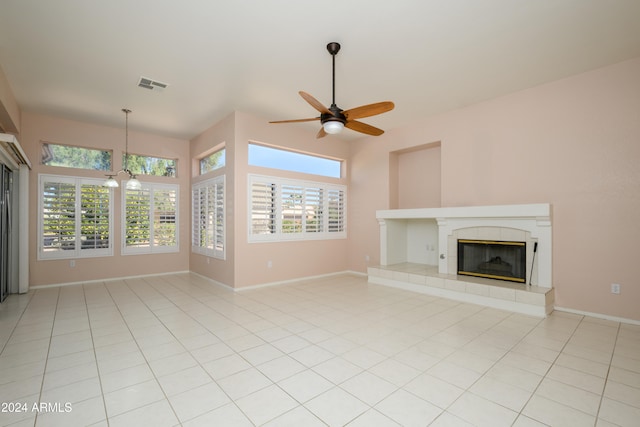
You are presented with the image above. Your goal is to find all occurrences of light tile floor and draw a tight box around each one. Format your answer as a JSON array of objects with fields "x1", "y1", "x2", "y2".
[{"x1": 0, "y1": 273, "x2": 639, "y2": 426}]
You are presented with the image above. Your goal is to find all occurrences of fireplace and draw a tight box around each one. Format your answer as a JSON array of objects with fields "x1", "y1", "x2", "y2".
[{"x1": 457, "y1": 239, "x2": 526, "y2": 283}]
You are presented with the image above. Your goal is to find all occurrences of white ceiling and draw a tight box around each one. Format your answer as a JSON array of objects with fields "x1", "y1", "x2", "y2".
[{"x1": 1, "y1": 0, "x2": 639, "y2": 140}]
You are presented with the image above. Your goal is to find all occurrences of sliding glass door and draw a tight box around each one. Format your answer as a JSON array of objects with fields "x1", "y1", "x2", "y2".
[{"x1": 0, "y1": 163, "x2": 12, "y2": 302}]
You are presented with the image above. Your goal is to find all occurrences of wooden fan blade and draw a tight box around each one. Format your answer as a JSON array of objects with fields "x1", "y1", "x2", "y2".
[
  {"x1": 345, "y1": 120, "x2": 384, "y2": 136},
  {"x1": 343, "y1": 101, "x2": 394, "y2": 120},
  {"x1": 316, "y1": 127, "x2": 327, "y2": 139},
  {"x1": 269, "y1": 117, "x2": 319, "y2": 124},
  {"x1": 299, "y1": 91, "x2": 332, "y2": 115}
]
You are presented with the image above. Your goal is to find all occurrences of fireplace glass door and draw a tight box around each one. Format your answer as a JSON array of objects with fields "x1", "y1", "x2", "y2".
[{"x1": 457, "y1": 239, "x2": 526, "y2": 283}]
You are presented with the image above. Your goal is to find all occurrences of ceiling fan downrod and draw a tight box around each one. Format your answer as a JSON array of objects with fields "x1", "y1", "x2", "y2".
[{"x1": 327, "y1": 42, "x2": 341, "y2": 108}]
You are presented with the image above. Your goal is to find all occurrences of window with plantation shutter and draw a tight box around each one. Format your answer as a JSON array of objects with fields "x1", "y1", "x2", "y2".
[
  {"x1": 248, "y1": 174, "x2": 346, "y2": 242},
  {"x1": 122, "y1": 183, "x2": 178, "y2": 254},
  {"x1": 191, "y1": 175, "x2": 225, "y2": 259},
  {"x1": 39, "y1": 175, "x2": 113, "y2": 259}
]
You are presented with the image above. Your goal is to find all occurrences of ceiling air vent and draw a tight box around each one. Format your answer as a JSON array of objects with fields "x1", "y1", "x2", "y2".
[{"x1": 138, "y1": 76, "x2": 169, "y2": 90}]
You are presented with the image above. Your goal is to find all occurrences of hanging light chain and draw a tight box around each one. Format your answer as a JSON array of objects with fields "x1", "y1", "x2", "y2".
[{"x1": 122, "y1": 108, "x2": 132, "y2": 175}]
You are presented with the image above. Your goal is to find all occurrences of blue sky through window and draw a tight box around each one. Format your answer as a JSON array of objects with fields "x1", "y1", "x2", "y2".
[{"x1": 248, "y1": 144, "x2": 341, "y2": 178}]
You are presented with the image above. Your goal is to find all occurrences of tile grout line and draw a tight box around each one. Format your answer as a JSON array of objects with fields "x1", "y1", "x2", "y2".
[
  {"x1": 34, "y1": 287, "x2": 61, "y2": 426},
  {"x1": 84, "y1": 281, "x2": 114, "y2": 427},
  {"x1": 593, "y1": 320, "x2": 621, "y2": 425},
  {"x1": 0, "y1": 291, "x2": 36, "y2": 356}
]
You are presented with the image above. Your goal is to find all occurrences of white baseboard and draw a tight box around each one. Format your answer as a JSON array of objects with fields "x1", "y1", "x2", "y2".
[
  {"x1": 233, "y1": 270, "x2": 364, "y2": 292},
  {"x1": 28, "y1": 270, "x2": 191, "y2": 290},
  {"x1": 188, "y1": 271, "x2": 234, "y2": 292},
  {"x1": 553, "y1": 306, "x2": 640, "y2": 326}
]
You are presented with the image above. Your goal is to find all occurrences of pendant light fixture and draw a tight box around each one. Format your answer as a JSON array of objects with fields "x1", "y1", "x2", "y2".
[{"x1": 104, "y1": 108, "x2": 142, "y2": 190}]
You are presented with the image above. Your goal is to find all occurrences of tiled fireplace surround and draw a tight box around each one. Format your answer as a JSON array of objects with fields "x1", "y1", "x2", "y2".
[{"x1": 368, "y1": 204, "x2": 554, "y2": 317}]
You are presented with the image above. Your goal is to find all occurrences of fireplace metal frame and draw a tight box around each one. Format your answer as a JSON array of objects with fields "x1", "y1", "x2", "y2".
[{"x1": 457, "y1": 239, "x2": 526, "y2": 283}]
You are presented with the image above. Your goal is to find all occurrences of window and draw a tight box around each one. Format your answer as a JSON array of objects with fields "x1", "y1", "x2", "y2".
[
  {"x1": 39, "y1": 175, "x2": 112, "y2": 259},
  {"x1": 248, "y1": 143, "x2": 341, "y2": 178},
  {"x1": 41, "y1": 142, "x2": 112, "y2": 171},
  {"x1": 192, "y1": 176, "x2": 225, "y2": 259},
  {"x1": 249, "y1": 174, "x2": 346, "y2": 242},
  {"x1": 123, "y1": 154, "x2": 177, "y2": 177},
  {"x1": 122, "y1": 183, "x2": 179, "y2": 254},
  {"x1": 200, "y1": 148, "x2": 225, "y2": 175}
]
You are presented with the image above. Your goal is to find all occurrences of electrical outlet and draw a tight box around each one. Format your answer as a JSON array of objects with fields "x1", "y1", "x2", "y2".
[
  {"x1": 611, "y1": 283, "x2": 621, "y2": 294},
  {"x1": 267, "y1": 260, "x2": 272, "y2": 268},
  {"x1": 365, "y1": 255, "x2": 370, "y2": 262},
  {"x1": 70, "y1": 260, "x2": 75, "y2": 268}
]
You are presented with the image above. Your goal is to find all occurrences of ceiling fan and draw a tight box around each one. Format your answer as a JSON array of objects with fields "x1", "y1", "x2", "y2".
[{"x1": 270, "y1": 42, "x2": 395, "y2": 138}]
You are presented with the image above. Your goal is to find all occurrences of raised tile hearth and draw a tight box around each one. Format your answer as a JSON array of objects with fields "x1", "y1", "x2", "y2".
[{"x1": 368, "y1": 262, "x2": 554, "y2": 317}]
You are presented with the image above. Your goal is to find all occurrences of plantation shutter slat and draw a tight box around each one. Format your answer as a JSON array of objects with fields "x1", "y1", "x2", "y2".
[
  {"x1": 154, "y1": 188, "x2": 177, "y2": 247},
  {"x1": 214, "y1": 180, "x2": 224, "y2": 253},
  {"x1": 125, "y1": 188, "x2": 151, "y2": 248},
  {"x1": 191, "y1": 188, "x2": 203, "y2": 249},
  {"x1": 42, "y1": 181, "x2": 76, "y2": 252},
  {"x1": 281, "y1": 184, "x2": 304, "y2": 234},
  {"x1": 305, "y1": 187, "x2": 323, "y2": 233},
  {"x1": 251, "y1": 181, "x2": 276, "y2": 235},
  {"x1": 80, "y1": 184, "x2": 110, "y2": 250},
  {"x1": 206, "y1": 185, "x2": 216, "y2": 250},
  {"x1": 327, "y1": 189, "x2": 345, "y2": 233}
]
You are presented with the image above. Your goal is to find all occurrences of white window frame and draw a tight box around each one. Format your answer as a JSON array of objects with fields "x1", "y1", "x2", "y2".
[
  {"x1": 121, "y1": 182, "x2": 179, "y2": 255},
  {"x1": 38, "y1": 174, "x2": 113, "y2": 260},
  {"x1": 199, "y1": 147, "x2": 226, "y2": 175},
  {"x1": 191, "y1": 175, "x2": 225, "y2": 259},
  {"x1": 248, "y1": 174, "x2": 346, "y2": 242},
  {"x1": 248, "y1": 142, "x2": 342, "y2": 178}
]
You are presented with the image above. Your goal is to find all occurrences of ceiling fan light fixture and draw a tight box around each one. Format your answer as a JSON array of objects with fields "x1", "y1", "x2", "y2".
[
  {"x1": 323, "y1": 120, "x2": 344, "y2": 134},
  {"x1": 269, "y1": 42, "x2": 394, "y2": 137}
]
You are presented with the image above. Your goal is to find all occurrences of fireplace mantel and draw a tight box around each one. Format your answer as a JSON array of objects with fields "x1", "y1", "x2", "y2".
[
  {"x1": 376, "y1": 203, "x2": 551, "y2": 221},
  {"x1": 376, "y1": 204, "x2": 552, "y2": 288}
]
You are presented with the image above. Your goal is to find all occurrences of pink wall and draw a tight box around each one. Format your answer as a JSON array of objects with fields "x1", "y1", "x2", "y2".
[
  {"x1": 23, "y1": 112, "x2": 191, "y2": 285},
  {"x1": 0, "y1": 65, "x2": 20, "y2": 133},
  {"x1": 189, "y1": 112, "x2": 236, "y2": 287},
  {"x1": 232, "y1": 111, "x2": 350, "y2": 288},
  {"x1": 11, "y1": 56, "x2": 640, "y2": 321},
  {"x1": 348, "y1": 58, "x2": 640, "y2": 321}
]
